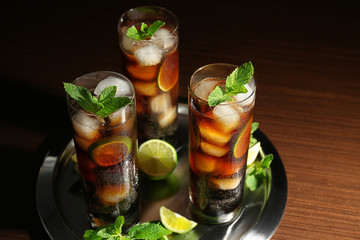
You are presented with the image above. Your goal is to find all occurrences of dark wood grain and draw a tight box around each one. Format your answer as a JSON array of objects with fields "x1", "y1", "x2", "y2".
[{"x1": 1, "y1": 0, "x2": 359, "y2": 239}]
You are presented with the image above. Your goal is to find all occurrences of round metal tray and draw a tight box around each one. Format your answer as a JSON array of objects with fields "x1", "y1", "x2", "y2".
[{"x1": 36, "y1": 103, "x2": 287, "y2": 240}]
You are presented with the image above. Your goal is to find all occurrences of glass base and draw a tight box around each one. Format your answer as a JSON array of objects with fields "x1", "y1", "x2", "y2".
[
  {"x1": 190, "y1": 202, "x2": 242, "y2": 224},
  {"x1": 89, "y1": 200, "x2": 140, "y2": 232}
]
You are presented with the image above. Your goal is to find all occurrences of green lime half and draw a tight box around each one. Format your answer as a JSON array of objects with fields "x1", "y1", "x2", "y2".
[{"x1": 137, "y1": 139, "x2": 177, "y2": 180}]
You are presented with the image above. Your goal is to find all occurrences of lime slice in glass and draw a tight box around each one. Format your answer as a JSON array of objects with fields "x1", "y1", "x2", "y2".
[
  {"x1": 137, "y1": 139, "x2": 177, "y2": 180},
  {"x1": 88, "y1": 136, "x2": 132, "y2": 167},
  {"x1": 160, "y1": 206, "x2": 197, "y2": 234}
]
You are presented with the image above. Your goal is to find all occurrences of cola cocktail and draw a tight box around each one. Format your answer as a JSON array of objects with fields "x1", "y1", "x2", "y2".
[
  {"x1": 188, "y1": 63, "x2": 256, "y2": 224},
  {"x1": 118, "y1": 6, "x2": 179, "y2": 143},
  {"x1": 65, "y1": 71, "x2": 139, "y2": 230}
]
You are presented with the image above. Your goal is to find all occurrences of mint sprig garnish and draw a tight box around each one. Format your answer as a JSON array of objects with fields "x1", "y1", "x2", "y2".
[
  {"x1": 246, "y1": 154, "x2": 273, "y2": 191},
  {"x1": 245, "y1": 122, "x2": 273, "y2": 191},
  {"x1": 83, "y1": 216, "x2": 171, "y2": 240},
  {"x1": 64, "y1": 82, "x2": 131, "y2": 118},
  {"x1": 208, "y1": 61, "x2": 254, "y2": 107},
  {"x1": 126, "y1": 20, "x2": 165, "y2": 40}
]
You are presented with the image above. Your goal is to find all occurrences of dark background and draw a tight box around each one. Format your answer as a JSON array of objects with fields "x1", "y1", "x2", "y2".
[{"x1": 1, "y1": 0, "x2": 359, "y2": 239}]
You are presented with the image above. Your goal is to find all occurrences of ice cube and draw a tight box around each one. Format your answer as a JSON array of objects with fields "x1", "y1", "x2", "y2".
[
  {"x1": 193, "y1": 79, "x2": 223, "y2": 101},
  {"x1": 190, "y1": 152, "x2": 217, "y2": 173},
  {"x1": 72, "y1": 111, "x2": 103, "y2": 140},
  {"x1": 94, "y1": 76, "x2": 132, "y2": 97},
  {"x1": 133, "y1": 81, "x2": 158, "y2": 96},
  {"x1": 111, "y1": 111, "x2": 136, "y2": 136},
  {"x1": 107, "y1": 105, "x2": 131, "y2": 127},
  {"x1": 158, "y1": 105, "x2": 177, "y2": 128},
  {"x1": 232, "y1": 83, "x2": 255, "y2": 107},
  {"x1": 212, "y1": 104, "x2": 240, "y2": 133},
  {"x1": 74, "y1": 134, "x2": 94, "y2": 152},
  {"x1": 200, "y1": 140, "x2": 228, "y2": 157},
  {"x1": 134, "y1": 44, "x2": 163, "y2": 66},
  {"x1": 97, "y1": 184, "x2": 129, "y2": 205},
  {"x1": 198, "y1": 120, "x2": 232, "y2": 146},
  {"x1": 149, "y1": 93, "x2": 172, "y2": 114},
  {"x1": 210, "y1": 177, "x2": 242, "y2": 190},
  {"x1": 126, "y1": 62, "x2": 159, "y2": 81},
  {"x1": 151, "y1": 28, "x2": 176, "y2": 50},
  {"x1": 121, "y1": 35, "x2": 134, "y2": 52}
]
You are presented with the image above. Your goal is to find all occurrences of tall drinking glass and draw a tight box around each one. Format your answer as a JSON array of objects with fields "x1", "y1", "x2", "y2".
[
  {"x1": 118, "y1": 6, "x2": 179, "y2": 143},
  {"x1": 188, "y1": 64, "x2": 256, "y2": 224},
  {"x1": 66, "y1": 71, "x2": 139, "y2": 230}
]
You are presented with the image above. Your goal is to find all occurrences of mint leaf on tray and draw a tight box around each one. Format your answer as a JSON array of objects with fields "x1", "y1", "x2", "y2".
[
  {"x1": 83, "y1": 216, "x2": 171, "y2": 240},
  {"x1": 246, "y1": 122, "x2": 273, "y2": 191}
]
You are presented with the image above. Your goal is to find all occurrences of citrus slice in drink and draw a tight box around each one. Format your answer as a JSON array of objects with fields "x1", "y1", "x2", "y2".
[
  {"x1": 160, "y1": 206, "x2": 197, "y2": 234},
  {"x1": 247, "y1": 141, "x2": 261, "y2": 166},
  {"x1": 157, "y1": 50, "x2": 178, "y2": 92},
  {"x1": 137, "y1": 139, "x2": 177, "y2": 180},
  {"x1": 88, "y1": 136, "x2": 132, "y2": 167},
  {"x1": 233, "y1": 117, "x2": 253, "y2": 159}
]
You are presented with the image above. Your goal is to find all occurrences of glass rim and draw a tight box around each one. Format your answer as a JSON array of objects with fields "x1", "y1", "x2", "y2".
[
  {"x1": 118, "y1": 6, "x2": 179, "y2": 42},
  {"x1": 189, "y1": 63, "x2": 256, "y2": 106},
  {"x1": 66, "y1": 71, "x2": 135, "y2": 115}
]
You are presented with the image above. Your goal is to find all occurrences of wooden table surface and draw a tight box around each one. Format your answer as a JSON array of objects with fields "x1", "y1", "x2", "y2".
[{"x1": 1, "y1": 1, "x2": 359, "y2": 239}]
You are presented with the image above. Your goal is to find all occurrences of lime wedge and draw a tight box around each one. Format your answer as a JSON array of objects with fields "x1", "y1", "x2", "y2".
[
  {"x1": 247, "y1": 141, "x2": 261, "y2": 166},
  {"x1": 137, "y1": 139, "x2": 177, "y2": 180},
  {"x1": 160, "y1": 206, "x2": 197, "y2": 234}
]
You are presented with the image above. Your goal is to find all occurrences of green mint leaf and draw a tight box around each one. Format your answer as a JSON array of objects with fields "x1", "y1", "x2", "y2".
[
  {"x1": 98, "y1": 86, "x2": 116, "y2": 103},
  {"x1": 259, "y1": 154, "x2": 273, "y2": 169},
  {"x1": 245, "y1": 174, "x2": 258, "y2": 191},
  {"x1": 96, "y1": 97, "x2": 131, "y2": 118},
  {"x1": 249, "y1": 122, "x2": 259, "y2": 148},
  {"x1": 249, "y1": 136, "x2": 258, "y2": 148},
  {"x1": 251, "y1": 122, "x2": 259, "y2": 134},
  {"x1": 64, "y1": 82, "x2": 131, "y2": 119},
  {"x1": 208, "y1": 61, "x2": 254, "y2": 106},
  {"x1": 83, "y1": 229, "x2": 95, "y2": 240},
  {"x1": 114, "y1": 216, "x2": 124, "y2": 235},
  {"x1": 145, "y1": 20, "x2": 165, "y2": 38},
  {"x1": 140, "y1": 22, "x2": 148, "y2": 33},
  {"x1": 64, "y1": 83, "x2": 103, "y2": 113},
  {"x1": 140, "y1": 23, "x2": 148, "y2": 39},
  {"x1": 225, "y1": 62, "x2": 254, "y2": 94},
  {"x1": 97, "y1": 224, "x2": 117, "y2": 238},
  {"x1": 83, "y1": 228, "x2": 105, "y2": 240},
  {"x1": 208, "y1": 86, "x2": 233, "y2": 107},
  {"x1": 126, "y1": 26, "x2": 143, "y2": 40},
  {"x1": 255, "y1": 167, "x2": 266, "y2": 177},
  {"x1": 128, "y1": 222, "x2": 171, "y2": 240},
  {"x1": 126, "y1": 20, "x2": 165, "y2": 40}
]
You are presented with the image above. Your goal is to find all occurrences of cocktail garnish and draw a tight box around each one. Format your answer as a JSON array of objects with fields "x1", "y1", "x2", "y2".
[
  {"x1": 246, "y1": 122, "x2": 274, "y2": 191},
  {"x1": 126, "y1": 20, "x2": 165, "y2": 40},
  {"x1": 64, "y1": 83, "x2": 131, "y2": 118},
  {"x1": 83, "y1": 216, "x2": 171, "y2": 240},
  {"x1": 208, "y1": 61, "x2": 254, "y2": 106},
  {"x1": 160, "y1": 206, "x2": 197, "y2": 234}
]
